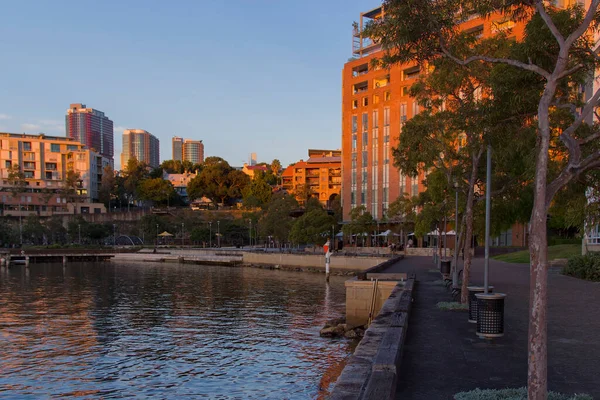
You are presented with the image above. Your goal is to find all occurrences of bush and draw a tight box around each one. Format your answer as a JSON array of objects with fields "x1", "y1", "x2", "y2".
[
  {"x1": 562, "y1": 253, "x2": 600, "y2": 282},
  {"x1": 454, "y1": 387, "x2": 592, "y2": 400}
]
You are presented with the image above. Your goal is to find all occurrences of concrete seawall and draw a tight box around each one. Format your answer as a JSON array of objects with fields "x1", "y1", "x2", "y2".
[{"x1": 242, "y1": 252, "x2": 390, "y2": 273}]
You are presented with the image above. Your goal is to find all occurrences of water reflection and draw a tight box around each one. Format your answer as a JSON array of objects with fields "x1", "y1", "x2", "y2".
[{"x1": 0, "y1": 263, "x2": 352, "y2": 399}]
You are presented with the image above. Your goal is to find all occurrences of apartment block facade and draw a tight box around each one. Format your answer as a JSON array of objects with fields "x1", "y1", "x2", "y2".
[
  {"x1": 121, "y1": 129, "x2": 160, "y2": 169},
  {"x1": 66, "y1": 103, "x2": 114, "y2": 161},
  {"x1": 282, "y1": 149, "x2": 341, "y2": 208},
  {"x1": 342, "y1": 6, "x2": 525, "y2": 222},
  {"x1": 0, "y1": 133, "x2": 109, "y2": 216},
  {"x1": 172, "y1": 136, "x2": 204, "y2": 164}
]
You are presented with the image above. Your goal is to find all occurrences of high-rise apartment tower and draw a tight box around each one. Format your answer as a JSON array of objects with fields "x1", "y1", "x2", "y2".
[
  {"x1": 341, "y1": 6, "x2": 524, "y2": 221},
  {"x1": 121, "y1": 129, "x2": 160, "y2": 169},
  {"x1": 66, "y1": 103, "x2": 114, "y2": 161},
  {"x1": 172, "y1": 136, "x2": 204, "y2": 164}
]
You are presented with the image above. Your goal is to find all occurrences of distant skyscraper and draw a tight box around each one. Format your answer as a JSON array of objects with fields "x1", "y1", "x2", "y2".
[
  {"x1": 172, "y1": 136, "x2": 183, "y2": 161},
  {"x1": 121, "y1": 129, "x2": 160, "y2": 169},
  {"x1": 183, "y1": 139, "x2": 204, "y2": 164},
  {"x1": 66, "y1": 103, "x2": 114, "y2": 160},
  {"x1": 172, "y1": 136, "x2": 204, "y2": 164},
  {"x1": 249, "y1": 153, "x2": 257, "y2": 166}
]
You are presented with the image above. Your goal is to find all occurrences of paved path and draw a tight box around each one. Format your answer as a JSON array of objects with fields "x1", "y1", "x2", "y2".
[{"x1": 383, "y1": 255, "x2": 600, "y2": 399}]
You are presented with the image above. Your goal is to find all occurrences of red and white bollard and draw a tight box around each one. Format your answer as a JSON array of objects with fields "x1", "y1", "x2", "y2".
[{"x1": 324, "y1": 240, "x2": 332, "y2": 282}]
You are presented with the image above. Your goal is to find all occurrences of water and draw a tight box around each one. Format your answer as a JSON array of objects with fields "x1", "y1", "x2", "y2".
[{"x1": 0, "y1": 263, "x2": 353, "y2": 399}]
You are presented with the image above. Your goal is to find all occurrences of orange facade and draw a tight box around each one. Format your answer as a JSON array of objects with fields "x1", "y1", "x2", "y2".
[
  {"x1": 341, "y1": 6, "x2": 525, "y2": 221},
  {"x1": 282, "y1": 150, "x2": 341, "y2": 208}
]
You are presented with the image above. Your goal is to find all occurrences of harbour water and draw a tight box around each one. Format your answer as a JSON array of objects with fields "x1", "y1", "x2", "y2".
[{"x1": 0, "y1": 262, "x2": 352, "y2": 399}]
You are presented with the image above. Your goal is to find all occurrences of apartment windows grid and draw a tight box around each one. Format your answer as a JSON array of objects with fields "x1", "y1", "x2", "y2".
[
  {"x1": 400, "y1": 174, "x2": 407, "y2": 196},
  {"x1": 412, "y1": 176, "x2": 419, "y2": 196},
  {"x1": 352, "y1": 115, "x2": 358, "y2": 133},
  {"x1": 373, "y1": 110, "x2": 379, "y2": 128},
  {"x1": 362, "y1": 113, "x2": 368, "y2": 146},
  {"x1": 412, "y1": 100, "x2": 419, "y2": 116},
  {"x1": 400, "y1": 103, "x2": 407, "y2": 131},
  {"x1": 383, "y1": 107, "x2": 390, "y2": 126}
]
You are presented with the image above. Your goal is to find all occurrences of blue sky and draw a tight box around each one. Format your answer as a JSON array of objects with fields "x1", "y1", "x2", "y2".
[{"x1": 0, "y1": 0, "x2": 379, "y2": 169}]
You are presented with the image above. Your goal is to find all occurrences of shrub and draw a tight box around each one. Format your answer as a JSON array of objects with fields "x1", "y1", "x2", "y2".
[
  {"x1": 436, "y1": 302, "x2": 468, "y2": 311},
  {"x1": 563, "y1": 253, "x2": 600, "y2": 282},
  {"x1": 454, "y1": 387, "x2": 592, "y2": 400},
  {"x1": 548, "y1": 238, "x2": 581, "y2": 246}
]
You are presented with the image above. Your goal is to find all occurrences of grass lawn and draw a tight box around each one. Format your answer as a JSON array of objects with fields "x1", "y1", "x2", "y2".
[{"x1": 492, "y1": 244, "x2": 581, "y2": 264}]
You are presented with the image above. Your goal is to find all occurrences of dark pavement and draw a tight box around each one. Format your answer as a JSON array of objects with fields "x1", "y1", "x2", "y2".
[{"x1": 383, "y1": 255, "x2": 600, "y2": 399}]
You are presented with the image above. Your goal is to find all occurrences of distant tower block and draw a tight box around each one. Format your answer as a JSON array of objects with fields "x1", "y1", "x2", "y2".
[{"x1": 249, "y1": 153, "x2": 257, "y2": 166}]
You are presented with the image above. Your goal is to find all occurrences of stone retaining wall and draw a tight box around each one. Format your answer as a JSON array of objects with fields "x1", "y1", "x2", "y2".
[
  {"x1": 242, "y1": 253, "x2": 389, "y2": 272},
  {"x1": 330, "y1": 276, "x2": 415, "y2": 400}
]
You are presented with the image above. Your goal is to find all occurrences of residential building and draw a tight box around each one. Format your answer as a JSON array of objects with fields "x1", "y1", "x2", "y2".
[
  {"x1": 121, "y1": 129, "x2": 160, "y2": 169},
  {"x1": 65, "y1": 103, "x2": 114, "y2": 161},
  {"x1": 242, "y1": 163, "x2": 268, "y2": 178},
  {"x1": 249, "y1": 153, "x2": 257, "y2": 166},
  {"x1": 172, "y1": 137, "x2": 204, "y2": 164},
  {"x1": 342, "y1": 6, "x2": 525, "y2": 222},
  {"x1": 183, "y1": 139, "x2": 204, "y2": 164},
  {"x1": 163, "y1": 171, "x2": 197, "y2": 204},
  {"x1": 282, "y1": 149, "x2": 341, "y2": 208},
  {"x1": 172, "y1": 136, "x2": 183, "y2": 161},
  {"x1": 0, "y1": 132, "x2": 109, "y2": 216}
]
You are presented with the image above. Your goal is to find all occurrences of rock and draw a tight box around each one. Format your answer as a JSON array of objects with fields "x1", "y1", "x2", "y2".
[
  {"x1": 324, "y1": 318, "x2": 345, "y2": 328},
  {"x1": 344, "y1": 330, "x2": 358, "y2": 339},
  {"x1": 333, "y1": 324, "x2": 346, "y2": 336},
  {"x1": 320, "y1": 326, "x2": 338, "y2": 337},
  {"x1": 355, "y1": 328, "x2": 365, "y2": 338}
]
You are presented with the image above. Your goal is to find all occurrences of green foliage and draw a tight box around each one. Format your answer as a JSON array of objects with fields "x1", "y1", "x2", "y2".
[
  {"x1": 454, "y1": 387, "x2": 591, "y2": 400},
  {"x1": 436, "y1": 302, "x2": 468, "y2": 311},
  {"x1": 242, "y1": 175, "x2": 272, "y2": 208},
  {"x1": 563, "y1": 253, "x2": 600, "y2": 282},
  {"x1": 122, "y1": 158, "x2": 151, "y2": 203},
  {"x1": 187, "y1": 158, "x2": 249, "y2": 205},
  {"x1": 259, "y1": 193, "x2": 298, "y2": 244},
  {"x1": 138, "y1": 178, "x2": 176, "y2": 205},
  {"x1": 160, "y1": 159, "x2": 201, "y2": 174},
  {"x1": 343, "y1": 206, "x2": 375, "y2": 244},
  {"x1": 23, "y1": 215, "x2": 48, "y2": 245},
  {"x1": 289, "y1": 208, "x2": 335, "y2": 246},
  {"x1": 98, "y1": 165, "x2": 115, "y2": 206},
  {"x1": 7, "y1": 165, "x2": 27, "y2": 196}
]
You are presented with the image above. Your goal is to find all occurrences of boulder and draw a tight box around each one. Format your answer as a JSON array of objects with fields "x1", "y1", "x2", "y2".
[
  {"x1": 344, "y1": 330, "x2": 358, "y2": 339},
  {"x1": 320, "y1": 326, "x2": 338, "y2": 337}
]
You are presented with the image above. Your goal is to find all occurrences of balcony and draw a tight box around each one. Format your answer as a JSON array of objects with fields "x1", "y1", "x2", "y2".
[{"x1": 353, "y1": 81, "x2": 368, "y2": 95}]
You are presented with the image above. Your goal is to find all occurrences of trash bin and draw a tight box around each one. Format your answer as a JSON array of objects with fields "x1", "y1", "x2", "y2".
[
  {"x1": 440, "y1": 259, "x2": 451, "y2": 274},
  {"x1": 475, "y1": 293, "x2": 506, "y2": 338},
  {"x1": 433, "y1": 252, "x2": 438, "y2": 266},
  {"x1": 467, "y1": 286, "x2": 494, "y2": 323}
]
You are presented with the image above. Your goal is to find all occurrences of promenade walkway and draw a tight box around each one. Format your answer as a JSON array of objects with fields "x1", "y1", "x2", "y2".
[{"x1": 382, "y1": 255, "x2": 600, "y2": 399}]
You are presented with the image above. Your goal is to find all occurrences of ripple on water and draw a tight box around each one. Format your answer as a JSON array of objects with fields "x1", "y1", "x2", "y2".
[{"x1": 0, "y1": 262, "x2": 352, "y2": 399}]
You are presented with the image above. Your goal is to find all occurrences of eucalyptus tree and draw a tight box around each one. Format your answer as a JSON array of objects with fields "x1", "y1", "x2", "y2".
[{"x1": 363, "y1": 1, "x2": 600, "y2": 397}]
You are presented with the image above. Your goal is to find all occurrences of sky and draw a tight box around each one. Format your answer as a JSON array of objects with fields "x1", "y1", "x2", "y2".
[{"x1": 0, "y1": 0, "x2": 379, "y2": 170}]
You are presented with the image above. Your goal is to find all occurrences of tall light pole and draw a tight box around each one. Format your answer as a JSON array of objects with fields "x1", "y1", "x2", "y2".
[
  {"x1": 181, "y1": 222, "x2": 184, "y2": 247},
  {"x1": 249, "y1": 220, "x2": 252, "y2": 247},
  {"x1": 217, "y1": 220, "x2": 220, "y2": 248},
  {"x1": 113, "y1": 224, "x2": 116, "y2": 249},
  {"x1": 19, "y1": 201, "x2": 23, "y2": 246},
  {"x1": 78, "y1": 224, "x2": 81, "y2": 245},
  {"x1": 484, "y1": 145, "x2": 492, "y2": 293},
  {"x1": 209, "y1": 221, "x2": 212, "y2": 248},
  {"x1": 453, "y1": 181, "x2": 459, "y2": 288},
  {"x1": 156, "y1": 224, "x2": 159, "y2": 246}
]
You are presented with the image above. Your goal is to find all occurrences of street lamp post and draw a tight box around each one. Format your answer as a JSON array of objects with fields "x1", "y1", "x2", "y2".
[
  {"x1": 181, "y1": 222, "x2": 184, "y2": 247},
  {"x1": 78, "y1": 224, "x2": 81, "y2": 245},
  {"x1": 249, "y1": 220, "x2": 252, "y2": 247},
  {"x1": 156, "y1": 224, "x2": 159, "y2": 246},
  {"x1": 453, "y1": 181, "x2": 459, "y2": 288},
  {"x1": 209, "y1": 221, "x2": 212, "y2": 248},
  {"x1": 113, "y1": 224, "x2": 116, "y2": 249},
  {"x1": 217, "y1": 221, "x2": 220, "y2": 248}
]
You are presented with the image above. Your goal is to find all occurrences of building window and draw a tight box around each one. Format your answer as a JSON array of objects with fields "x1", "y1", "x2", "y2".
[
  {"x1": 412, "y1": 100, "x2": 420, "y2": 116},
  {"x1": 412, "y1": 178, "x2": 419, "y2": 196},
  {"x1": 362, "y1": 131, "x2": 368, "y2": 146},
  {"x1": 51, "y1": 144, "x2": 60, "y2": 152},
  {"x1": 352, "y1": 135, "x2": 357, "y2": 149},
  {"x1": 351, "y1": 115, "x2": 358, "y2": 133},
  {"x1": 384, "y1": 107, "x2": 390, "y2": 126},
  {"x1": 362, "y1": 150, "x2": 368, "y2": 164},
  {"x1": 362, "y1": 97, "x2": 369, "y2": 107},
  {"x1": 373, "y1": 110, "x2": 379, "y2": 128},
  {"x1": 384, "y1": 92, "x2": 391, "y2": 101},
  {"x1": 45, "y1": 172, "x2": 53, "y2": 179},
  {"x1": 362, "y1": 113, "x2": 368, "y2": 132},
  {"x1": 22, "y1": 142, "x2": 31, "y2": 151},
  {"x1": 400, "y1": 103, "x2": 407, "y2": 126},
  {"x1": 352, "y1": 99, "x2": 358, "y2": 109},
  {"x1": 5, "y1": 161, "x2": 11, "y2": 168},
  {"x1": 373, "y1": 94, "x2": 380, "y2": 105},
  {"x1": 24, "y1": 171, "x2": 34, "y2": 178}
]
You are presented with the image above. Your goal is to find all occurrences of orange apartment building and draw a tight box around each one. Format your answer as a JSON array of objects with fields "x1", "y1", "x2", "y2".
[
  {"x1": 282, "y1": 149, "x2": 341, "y2": 208},
  {"x1": 342, "y1": 5, "x2": 526, "y2": 245},
  {"x1": 0, "y1": 133, "x2": 108, "y2": 216}
]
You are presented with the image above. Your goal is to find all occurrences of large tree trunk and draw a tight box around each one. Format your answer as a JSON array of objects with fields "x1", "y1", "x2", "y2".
[
  {"x1": 460, "y1": 150, "x2": 483, "y2": 303},
  {"x1": 528, "y1": 88, "x2": 553, "y2": 400}
]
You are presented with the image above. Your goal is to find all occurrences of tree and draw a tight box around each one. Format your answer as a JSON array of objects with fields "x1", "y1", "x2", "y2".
[
  {"x1": 122, "y1": 158, "x2": 150, "y2": 205},
  {"x1": 187, "y1": 158, "x2": 249, "y2": 206},
  {"x1": 364, "y1": 2, "x2": 600, "y2": 397},
  {"x1": 23, "y1": 215, "x2": 48, "y2": 245},
  {"x1": 289, "y1": 208, "x2": 335, "y2": 246},
  {"x1": 387, "y1": 193, "x2": 417, "y2": 245},
  {"x1": 271, "y1": 159, "x2": 282, "y2": 185},
  {"x1": 259, "y1": 193, "x2": 298, "y2": 246},
  {"x1": 138, "y1": 178, "x2": 176, "y2": 206},
  {"x1": 99, "y1": 165, "x2": 116, "y2": 207},
  {"x1": 242, "y1": 176, "x2": 273, "y2": 209},
  {"x1": 342, "y1": 206, "x2": 375, "y2": 246}
]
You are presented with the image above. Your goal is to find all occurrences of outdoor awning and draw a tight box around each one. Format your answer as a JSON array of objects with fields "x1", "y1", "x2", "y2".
[
  {"x1": 445, "y1": 230, "x2": 457, "y2": 235},
  {"x1": 158, "y1": 231, "x2": 173, "y2": 237}
]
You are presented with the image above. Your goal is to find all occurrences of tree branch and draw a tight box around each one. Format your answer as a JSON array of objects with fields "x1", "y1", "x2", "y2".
[
  {"x1": 536, "y1": 1, "x2": 565, "y2": 46},
  {"x1": 564, "y1": 0, "x2": 600, "y2": 50},
  {"x1": 556, "y1": 64, "x2": 584, "y2": 80},
  {"x1": 547, "y1": 150, "x2": 600, "y2": 208},
  {"x1": 440, "y1": 42, "x2": 551, "y2": 79},
  {"x1": 578, "y1": 131, "x2": 600, "y2": 145}
]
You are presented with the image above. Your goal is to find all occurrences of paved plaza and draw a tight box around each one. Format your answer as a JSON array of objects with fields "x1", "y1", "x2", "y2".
[{"x1": 382, "y1": 255, "x2": 600, "y2": 399}]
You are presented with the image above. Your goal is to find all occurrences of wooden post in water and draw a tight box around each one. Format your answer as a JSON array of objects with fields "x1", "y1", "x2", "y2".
[{"x1": 324, "y1": 240, "x2": 331, "y2": 282}]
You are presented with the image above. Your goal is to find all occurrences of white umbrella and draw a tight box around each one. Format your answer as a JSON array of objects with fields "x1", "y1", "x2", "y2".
[{"x1": 445, "y1": 230, "x2": 456, "y2": 235}]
